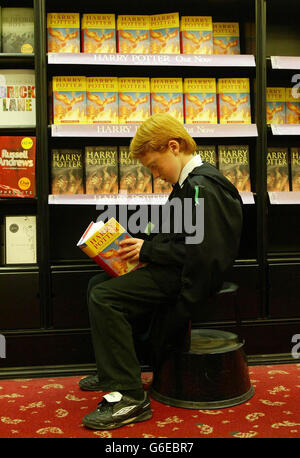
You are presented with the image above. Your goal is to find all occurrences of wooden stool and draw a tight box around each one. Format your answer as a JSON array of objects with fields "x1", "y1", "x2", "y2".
[{"x1": 150, "y1": 282, "x2": 254, "y2": 409}]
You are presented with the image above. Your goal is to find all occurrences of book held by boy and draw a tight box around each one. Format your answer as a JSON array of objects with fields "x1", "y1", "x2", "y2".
[
  {"x1": 82, "y1": 14, "x2": 116, "y2": 53},
  {"x1": 77, "y1": 217, "x2": 146, "y2": 277}
]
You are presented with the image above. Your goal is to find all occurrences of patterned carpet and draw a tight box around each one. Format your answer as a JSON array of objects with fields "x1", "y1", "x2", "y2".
[{"x1": 0, "y1": 363, "x2": 299, "y2": 438}]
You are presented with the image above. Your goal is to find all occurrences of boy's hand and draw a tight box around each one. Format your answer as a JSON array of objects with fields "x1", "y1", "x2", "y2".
[{"x1": 118, "y1": 238, "x2": 144, "y2": 262}]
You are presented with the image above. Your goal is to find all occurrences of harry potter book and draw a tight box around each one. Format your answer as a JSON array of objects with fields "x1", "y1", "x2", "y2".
[
  {"x1": 285, "y1": 88, "x2": 300, "y2": 124},
  {"x1": 53, "y1": 76, "x2": 86, "y2": 124},
  {"x1": 218, "y1": 145, "x2": 251, "y2": 192},
  {"x1": 150, "y1": 12, "x2": 180, "y2": 54},
  {"x1": 290, "y1": 147, "x2": 300, "y2": 191},
  {"x1": 51, "y1": 149, "x2": 84, "y2": 194},
  {"x1": 0, "y1": 69, "x2": 36, "y2": 126},
  {"x1": 266, "y1": 87, "x2": 285, "y2": 124},
  {"x1": 195, "y1": 145, "x2": 217, "y2": 167},
  {"x1": 180, "y1": 16, "x2": 213, "y2": 55},
  {"x1": 85, "y1": 146, "x2": 118, "y2": 194},
  {"x1": 266, "y1": 147, "x2": 289, "y2": 192},
  {"x1": 82, "y1": 14, "x2": 116, "y2": 53},
  {"x1": 213, "y1": 22, "x2": 240, "y2": 54},
  {"x1": 184, "y1": 78, "x2": 217, "y2": 124},
  {"x1": 0, "y1": 136, "x2": 36, "y2": 198},
  {"x1": 119, "y1": 145, "x2": 152, "y2": 194},
  {"x1": 151, "y1": 77, "x2": 183, "y2": 123},
  {"x1": 2, "y1": 7, "x2": 34, "y2": 53},
  {"x1": 77, "y1": 217, "x2": 146, "y2": 277},
  {"x1": 118, "y1": 77, "x2": 150, "y2": 124},
  {"x1": 217, "y1": 78, "x2": 251, "y2": 124},
  {"x1": 47, "y1": 12, "x2": 80, "y2": 53},
  {"x1": 86, "y1": 77, "x2": 118, "y2": 124},
  {"x1": 117, "y1": 15, "x2": 150, "y2": 54}
]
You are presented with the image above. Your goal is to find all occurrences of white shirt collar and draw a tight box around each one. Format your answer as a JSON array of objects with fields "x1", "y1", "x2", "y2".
[{"x1": 178, "y1": 154, "x2": 203, "y2": 187}]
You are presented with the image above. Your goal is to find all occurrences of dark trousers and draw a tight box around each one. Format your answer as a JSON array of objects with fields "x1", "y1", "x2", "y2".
[{"x1": 87, "y1": 266, "x2": 175, "y2": 392}]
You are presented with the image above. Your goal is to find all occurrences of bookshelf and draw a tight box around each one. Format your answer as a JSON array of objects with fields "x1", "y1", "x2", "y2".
[{"x1": 0, "y1": 0, "x2": 299, "y2": 378}]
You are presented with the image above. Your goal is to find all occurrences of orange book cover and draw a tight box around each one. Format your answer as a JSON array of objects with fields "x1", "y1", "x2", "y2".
[
  {"x1": 86, "y1": 77, "x2": 118, "y2": 124},
  {"x1": 266, "y1": 147, "x2": 289, "y2": 192},
  {"x1": 184, "y1": 78, "x2": 217, "y2": 124},
  {"x1": 51, "y1": 149, "x2": 84, "y2": 195},
  {"x1": 213, "y1": 22, "x2": 240, "y2": 54},
  {"x1": 119, "y1": 146, "x2": 152, "y2": 194},
  {"x1": 151, "y1": 78, "x2": 183, "y2": 123},
  {"x1": 117, "y1": 15, "x2": 150, "y2": 53},
  {"x1": 118, "y1": 77, "x2": 150, "y2": 124},
  {"x1": 285, "y1": 88, "x2": 300, "y2": 124},
  {"x1": 266, "y1": 87, "x2": 285, "y2": 124},
  {"x1": 291, "y1": 147, "x2": 300, "y2": 191},
  {"x1": 53, "y1": 76, "x2": 86, "y2": 124},
  {"x1": 150, "y1": 12, "x2": 180, "y2": 54},
  {"x1": 0, "y1": 136, "x2": 36, "y2": 198},
  {"x1": 85, "y1": 146, "x2": 118, "y2": 194},
  {"x1": 218, "y1": 145, "x2": 251, "y2": 192},
  {"x1": 180, "y1": 16, "x2": 213, "y2": 55},
  {"x1": 217, "y1": 78, "x2": 251, "y2": 124},
  {"x1": 82, "y1": 14, "x2": 116, "y2": 53},
  {"x1": 47, "y1": 12, "x2": 80, "y2": 53}
]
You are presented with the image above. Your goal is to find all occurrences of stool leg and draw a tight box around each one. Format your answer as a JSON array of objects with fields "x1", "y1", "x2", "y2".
[{"x1": 233, "y1": 293, "x2": 243, "y2": 342}]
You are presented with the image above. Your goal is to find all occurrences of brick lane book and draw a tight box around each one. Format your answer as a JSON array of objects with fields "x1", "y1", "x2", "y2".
[
  {"x1": 285, "y1": 88, "x2": 300, "y2": 124},
  {"x1": 0, "y1": 69, "x2": 35, "y2": 126},
  {"x1": 2, "y1": 7, "x2": 34, "y2": 53},
  {"x1": 266, "y1": 147, "x2": 289, "y2": 192},
  {"x1": 47, "y1": 12, "x2": 80, "y2": 53},
  {"x1": 86, "y1": 77, "x2": 118, "y2": 124},
  {"x1": 184, "y1": 78, "x2": 217, "y2": 124},
  {"x1": 217, "y1": 78, "x2": 251, "y2": 124},
  {"x1": 195, "y1": 145, "x2": 217, "y2": 167},
  {"x1": 82, "y1": 14, "x2": 116, "y2": 53},
  {"x1": 218, "y1": 145, "x2": 251, "y2": 192},
  {"x1": 117, "y1": 15, "x2": 150, "y2": 54},
  {"x1": 119, "y1": 145, "x2": 152, "y2": 194},
  {"x1": 53, "y1": 76, "x2": 86, "y2": 124},
  {"x1": 290, "y1": 147, "x2": 300, "y2": 191},
  {"x1": 0, "y1": 136, "x2": 36, "y2": 198},
  {"x1": 85, "y1": 146, "x2": 118, "y2": 194},
  {"x1": 266, "y1": 87, "x2": 286, "y2": 124},
  {"x1": 77, "y1": 217, "x2": 146, "y2": 277},
  {"x1": 213, "y1": 22, "x2": 240, "y2": 54},
  {"x1": 180, "y1": 16, "x2": 213, "y2": 55},
  {"x1": 151, "y1": 77, "x2": 183, "y2": 123},
  {"x1": 51, "y1": 149, "x2": 84, "y2": 194},
  {"x1": 150, "y1": 12, "x2": 180, "y2": 54},
  {"x1": 118, "y1": 77, "x2": 150, "y2": 124}
]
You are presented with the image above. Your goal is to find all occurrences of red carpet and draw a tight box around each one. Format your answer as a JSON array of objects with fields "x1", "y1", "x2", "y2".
[{"x1": 0, "y1": 363, "x2": 299, "y2": 438}]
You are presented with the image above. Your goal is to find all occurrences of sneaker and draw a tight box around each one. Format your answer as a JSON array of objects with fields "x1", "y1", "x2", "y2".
[
  {"x1": 78, "y1": 374, "x2": 104, "y2": 391},
  {"x1": 82, "y1": 391, "x2": 152, "y2": 430}
]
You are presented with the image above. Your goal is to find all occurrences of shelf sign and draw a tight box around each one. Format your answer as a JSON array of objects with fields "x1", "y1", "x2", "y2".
[
  {"x1": 48, "y1": 52, "x2": 255, "y2": 67},
  {"x1": 239, "y1": 192, "x2": 255, "y2": 204},
  {"x1": 271, "y1": 56, "x2": 300, "y2": 70},
  {"x1": 268, "y1": 191, "x2": 300, "y2": 205},
  {"x1": 271, "y1": 124, "x2": 300, "y2": 135},
  {"x1": 48, "y1": 194, "x2": 169, "y2": 205}
]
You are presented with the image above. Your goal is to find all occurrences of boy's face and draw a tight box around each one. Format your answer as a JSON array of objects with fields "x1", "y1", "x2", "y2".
[{"x1": 139, "y1": 141, "x2": 182, "y2": 185}]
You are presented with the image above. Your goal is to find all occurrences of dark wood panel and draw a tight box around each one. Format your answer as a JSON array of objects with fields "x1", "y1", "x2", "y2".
[{"x1": 268, "y1": 263, "x2": 300, "y2": 318}]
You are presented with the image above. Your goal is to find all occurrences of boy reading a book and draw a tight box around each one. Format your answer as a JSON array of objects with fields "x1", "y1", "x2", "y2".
[{"x1": 80, "y1": 113, "x2": 243, "y2": 430}]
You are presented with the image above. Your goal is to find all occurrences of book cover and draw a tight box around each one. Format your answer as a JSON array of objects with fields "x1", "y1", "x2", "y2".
[
  {"x1": 180, "y1": 16, "x2": 213, "y2": 55},
  {"x1": 118, "y1": 77, "x2": 150, "y2": 124},
  {"x1": 266, "y1": 87, "x2": 285, "y2": 124},
  {"x1": 0, "y1": 136, "x2": 36, "y2": 198},
  {"x1": 77, "y1": 217, "x2": 146, "y2": 277},
  {"x1": 2, "y1": 7, "x2": 34, "y2": 53},
  {"x1": 267, "y1": 147, "x2": 289, "y2": 192},
  {"x1": 195, "y1": 145, "x2": 217, "y2": 167},
  {"x1": 86, "y1": 77, "x2": 118, "y2": 124},
  {"x1": 53, "y1": 76, "x2": 86, "y2": 124},
  {"x1": 4, "y1": 215, "x2": 37, "y2": 264},
  {"x1": 117, "y1": 15, "x2": 150, "y2": 54},
  {"x1": 291, "y1": 147, "x2": 300, "y2": 191},
  {"x1": 218, "y1": 145, "x2": 251, "y2": 192},
  {"x1": 51, "y1": 149, "x2": 84, "y2": 194},
  {"x1": 217, "y1": 78, "x2": 251, "y2": 124},
  {"x1": 150, "y1": 12, "x2": 180, "y2": 54},
  {"x1": 85, "y1": 146, "x2": 118, "y2": 194},
  {"x1": 0, "y1": 69, "x2": 36, "y2": 126},
  {"x1": 82, "y1": 14, "x2": 116, "y2": 53},
  {"x1": 151, "y1": 77, "x2": 183, "y2": 123},
  {"x1": 47, "y1": 12, "x2": 80, "y2": 53},
  {"x1": 213, "y1": 22, "x2": 240, "y2": 54},
  {"x1": 285, "y1": 88, "x2": 300, "y2": 124},
  {"x1": 184, "y1": 78, "x2": 217, "y2": 124},
  {"x1": 119, "y1": 145, "x2": 152, "y2": 194},
  {"x1": 153, "y1": 177, "x2": 173, "y2": 194}
]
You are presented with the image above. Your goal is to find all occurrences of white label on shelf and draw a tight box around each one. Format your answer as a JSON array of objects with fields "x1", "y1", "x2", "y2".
[
  {"x1": 271, "y1": 56, "x2": 300, "y2": 70},
  {"x1": 268, "y1": 191, "x2": 300, "y2": 204},
  {"x1": 48, "y1": 53, "x2": 255, "y2": 67},
  {"x1": 271, "y1": 124, "x2": 300, "y2": 135},
  {"x1": 48, "y1": 194, "x2": 169, "y2": 206},
  {"x1": 239, "y1": 192, "x2": 255, "y2": 204}
]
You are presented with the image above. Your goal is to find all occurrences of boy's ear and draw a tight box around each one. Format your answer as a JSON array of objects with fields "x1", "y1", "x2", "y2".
[{"x1": 168, "y1": 139, "x2": 180, "y2": 153}]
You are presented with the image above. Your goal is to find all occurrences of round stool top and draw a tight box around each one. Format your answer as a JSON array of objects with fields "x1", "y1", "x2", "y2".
[{"x1": 190, "y1": 329, "x2": 242, "y2": 354}]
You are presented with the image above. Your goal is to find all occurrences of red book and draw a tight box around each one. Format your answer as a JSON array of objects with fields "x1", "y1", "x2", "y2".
[{"x1": 0, "y1": 136, "x2": 36, "y2": 198}]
